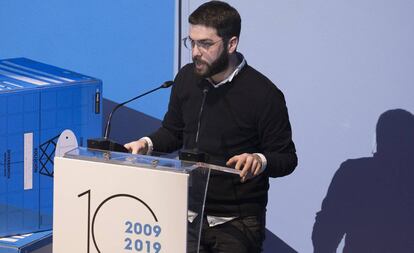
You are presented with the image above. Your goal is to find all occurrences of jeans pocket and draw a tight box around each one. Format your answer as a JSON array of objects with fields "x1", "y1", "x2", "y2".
[{"x1": 238, "y1": 215, "x2": 266, "y2": 251}]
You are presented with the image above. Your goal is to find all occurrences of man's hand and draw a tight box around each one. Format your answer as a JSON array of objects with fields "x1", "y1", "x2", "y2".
[
  {"x1": 124, "y1": 139, "x2": 148, "y2": 154},
  {"x1": 226, "y1": 153, "x2": 263, "y2": 183}
]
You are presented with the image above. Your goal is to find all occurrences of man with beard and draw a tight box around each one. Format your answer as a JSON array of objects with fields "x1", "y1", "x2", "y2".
[{"x1": 124, "y1": 1, "x2": 297, "y2": 252}]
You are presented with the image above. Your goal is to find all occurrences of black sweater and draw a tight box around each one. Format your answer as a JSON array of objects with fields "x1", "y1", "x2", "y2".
[{"x1": 149, "y1": 63, "x2": 297, "y2": 216}]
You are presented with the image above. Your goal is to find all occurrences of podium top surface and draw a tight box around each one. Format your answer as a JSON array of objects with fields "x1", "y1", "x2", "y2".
[{"x1": 63, "y1": 147, "x2": 240, "y2": 175}]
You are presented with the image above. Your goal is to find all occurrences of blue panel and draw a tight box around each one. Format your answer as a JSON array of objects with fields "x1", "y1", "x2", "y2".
[
  {"x1": 7, "y1": 163, "x2": 24, "y2": 193},
  {"x1": 40, "y1": 91, "x2": 56, "y2": 110},
  {"x1": 23, "y1": 112, "x2": 40, "y2": 132},
  {"x1": 22, "y1": 190, "x2": 37, "y2": 210},
  {"x1": 56, "y1": 87, "x2": 73, "y2": 109},
  {"x1": 0, "y1": 247, "x2": 14, "y2": 253},
  {"x1": 0, "y1": 133, "x2": 5, "y2": 153},
  {"x1": 23, "y1": 92, "x2": 40, "y2": 113},
  {"x1": 0, "y1": 116, "x2": 6, "y2": 135},
  {"x1": 0, "y1": 200, "x2": 5, "y2": 213},
  {"x1": 7, "y1": 211, "x2": 23, "y2": 231},
  {"x1": 7, "y1": 95, "x2": 23, "y2": 114},
  {"x1": 6, "y1": 133, "x2": 23, "y2": 163},
  {"x1": 7, "y1": 115, "x2": 24, "y2": 135},
  {"x1": 0, "y1": 75, "x2": 38, "y2": 90},
  {"x1": 23, "y1": 209, "x2": 38, "y2": 229},
  {"x1": 0, "y1": 173, "x2": 6, "y2": 194},
  {"x1": 0, "y1": 230, "x2": 52, "y2": 252},
  {"x1": 72, "y1": 106, "x2": 88, "y2": 126},
  {"x1": 0, "y1": 58, "x2": 102, "y2": 237},
  {"x1": 71, "y1": 86, "x2": 82, "y2": 107},
  {"x1": 56, "y1": 109, "x2": 73, "y2": 127},
  {"x1": 0, "y1": 96, "x2": 6, "y2": 116},
  {"x1": 7, "y1": 191, "x2": 23, "y2": 212},
  {"x1": 40, "y1": 110, "x2": 56, "y2": 130},
  {"x1": 6, "y1": 58, "x2": 95, "y2": 82},
  {"x1": 7, "y1": 134, "x2": 23, "y2": 163},
  {"x1": 0, "y1": 213, "x2": 6, "y2": 233},
  {"x1": 80, "y1": 87, "x2": 89, "y2": 106}
]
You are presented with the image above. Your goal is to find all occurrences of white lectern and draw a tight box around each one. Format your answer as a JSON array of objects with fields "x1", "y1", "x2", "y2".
[{"x1": 53, "y1": 147, "x2": 239, "y2": 253}]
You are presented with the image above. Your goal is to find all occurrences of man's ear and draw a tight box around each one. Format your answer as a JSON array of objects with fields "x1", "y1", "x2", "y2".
[{"x1": 227, "y1": 36, "x2": 239, "y2": 54}]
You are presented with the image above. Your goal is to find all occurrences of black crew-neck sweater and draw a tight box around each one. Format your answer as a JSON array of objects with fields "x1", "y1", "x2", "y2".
[{"x1": 149, "y1": 63, "x2": 297, "y2": 217}]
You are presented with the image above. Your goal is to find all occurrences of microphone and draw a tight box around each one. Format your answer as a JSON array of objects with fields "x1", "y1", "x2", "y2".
[
  {"x1": 87, "y1": 81, "x2": 174, "y2": 152},
  {"x1": 195, "y1": 86, "x2": 210, "y2": 145},
  {"x1": 179, "y1": 85, "x2": 210, "y2": 162}
]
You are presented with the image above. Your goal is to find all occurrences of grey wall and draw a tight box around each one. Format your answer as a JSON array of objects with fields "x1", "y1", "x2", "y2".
[{"x1": 182, "y1": 1, "x2": 414, "y2": 252}]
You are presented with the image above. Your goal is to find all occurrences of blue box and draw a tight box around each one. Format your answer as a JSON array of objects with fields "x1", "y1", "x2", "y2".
[
  {"x1": 0, "y1": 230, "x2": 52, "y2": 253},
  {"x1": 0, "y1": 58, "x2": 102, "y2": 237}
]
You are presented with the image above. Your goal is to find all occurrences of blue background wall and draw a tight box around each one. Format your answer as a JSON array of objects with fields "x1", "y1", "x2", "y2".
[{"x1": 0, "y1": 0, "x2": 175, "y2": 120}]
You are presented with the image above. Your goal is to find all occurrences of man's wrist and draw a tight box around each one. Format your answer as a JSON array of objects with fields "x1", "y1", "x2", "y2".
[
  {"x1": 139, "y1": 137, "x2": 153, "y2": 155},
  {"x1": 253, "y1": 153, "x2": 267, "y2": 173}
]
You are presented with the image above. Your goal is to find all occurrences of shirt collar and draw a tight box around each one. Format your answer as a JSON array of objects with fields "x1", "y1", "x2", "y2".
[{"x1": 207, "y1": 54, "x2": 246, "y2": 88}]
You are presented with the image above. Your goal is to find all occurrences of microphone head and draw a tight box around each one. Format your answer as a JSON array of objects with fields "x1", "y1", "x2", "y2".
[
  {"x1": 203, "y1": 85, "x2": 210, "y2": 93},
  {"x1": 161, "y1": 81, "x2": 174, "y2": 88}
]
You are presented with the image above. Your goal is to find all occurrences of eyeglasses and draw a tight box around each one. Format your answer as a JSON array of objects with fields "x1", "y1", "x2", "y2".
[{"x1": 183, "y1": 36, "x2": 222, "y2": 51}]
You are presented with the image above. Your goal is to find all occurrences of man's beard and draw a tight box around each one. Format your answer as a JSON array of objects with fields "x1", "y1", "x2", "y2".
[{"x1": 193, "y1": 49, "x2": 229, "y2": 78}]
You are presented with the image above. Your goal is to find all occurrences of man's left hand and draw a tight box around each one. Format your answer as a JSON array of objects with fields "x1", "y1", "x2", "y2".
[{"x1": 226, "y1": 153, "x2": 263, "y2": 183}]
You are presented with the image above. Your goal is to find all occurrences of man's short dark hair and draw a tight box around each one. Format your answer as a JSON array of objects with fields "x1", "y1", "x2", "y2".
[{"x1": 189, "y1": 1, "x2": 241, "y2": 40}]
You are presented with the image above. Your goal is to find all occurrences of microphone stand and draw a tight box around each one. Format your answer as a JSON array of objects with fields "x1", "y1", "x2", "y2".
[
  {"x1": 178, "y1": 86, "x2": 209, "y2": 162},
  {"x1": 87, "y1": 81, "x2": 174, "y2": 152}
]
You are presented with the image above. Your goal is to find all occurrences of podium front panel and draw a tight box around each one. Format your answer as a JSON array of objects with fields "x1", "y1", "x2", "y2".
[{"x1": 53, "y1": 148, "x2": 210, "y2": 253}]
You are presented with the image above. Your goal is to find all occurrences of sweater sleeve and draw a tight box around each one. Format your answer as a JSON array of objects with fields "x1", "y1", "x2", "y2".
[
  {"x1": 147, "y1": 72, "x2": 185, "y2": 153},
  {"x1": 258, "y1": 87, "x2": 297, "y2": 178}
]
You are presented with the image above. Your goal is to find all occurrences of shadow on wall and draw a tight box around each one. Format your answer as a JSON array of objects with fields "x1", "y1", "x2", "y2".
[
  {"x1": 263, "y1": 229, "x2": 298, "y2": 253},
  {"x1": 312, "y1": 109, "x2": 414, "y2": 253},
  {"x1": 103, "y1": 98, "x2": 162, "y2": 144}
]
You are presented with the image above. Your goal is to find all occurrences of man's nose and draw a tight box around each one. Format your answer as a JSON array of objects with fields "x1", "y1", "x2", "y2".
[{"x1": 192, "y1": 44, "x2": 202, "y2": 57}]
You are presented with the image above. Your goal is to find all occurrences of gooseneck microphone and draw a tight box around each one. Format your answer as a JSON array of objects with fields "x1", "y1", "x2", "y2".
[
  {"x1": 179, "y1": 85, "x2": 210, "y2": 162},
  {"x1": 104, "y1": 81, "x2": 174, "y2": 140},
  {"x1": 87, "y1": 81, "x2": 174, "y2": 152},
  {"x1": 195, "y1": 86, "x2": 210, "y2": 146}
]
